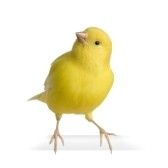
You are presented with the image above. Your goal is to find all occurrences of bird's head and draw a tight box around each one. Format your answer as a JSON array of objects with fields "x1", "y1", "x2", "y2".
[{"x1": 72, "y1": 27, "x2": 112, "y2": 70}]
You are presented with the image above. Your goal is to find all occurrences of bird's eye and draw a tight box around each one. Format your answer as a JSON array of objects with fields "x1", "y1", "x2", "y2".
[{"x1": 95, "y1": 41, "x2": 100, "y2": 45}]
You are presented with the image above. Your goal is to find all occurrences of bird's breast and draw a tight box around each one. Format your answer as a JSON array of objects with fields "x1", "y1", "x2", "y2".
[{"x1": 47, "y1": 63, "x2": 113, "y2": 113}]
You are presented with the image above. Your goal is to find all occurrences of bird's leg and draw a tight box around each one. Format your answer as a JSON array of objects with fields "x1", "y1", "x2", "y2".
[
  {"x1": 49, "y1": 114, "x2": 64, "y2": 153},
  {"x1": 85, "y1": 113, "x2": 115, "y2": 153}
]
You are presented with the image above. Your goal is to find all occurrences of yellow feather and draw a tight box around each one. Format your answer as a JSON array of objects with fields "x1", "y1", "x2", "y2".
[{"x1": 30, "y1": 27, "x2": 114, "y2": 119}]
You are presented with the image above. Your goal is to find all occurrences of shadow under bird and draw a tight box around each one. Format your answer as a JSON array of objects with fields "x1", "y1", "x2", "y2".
[{"x1": 29, "y1": 27, "x2": 115, "y2": 153}]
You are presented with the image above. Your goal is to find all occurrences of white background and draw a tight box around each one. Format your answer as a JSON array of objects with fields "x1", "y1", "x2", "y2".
[{"x1": 0, "y1": 0, "x2": 168, "y2": 167}]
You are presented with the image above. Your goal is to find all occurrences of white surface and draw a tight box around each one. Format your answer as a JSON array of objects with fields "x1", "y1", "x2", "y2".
[
  {"x1": 0, "y1": 0, "x2": 168, "y2": 167},
  {"x1": 32, "y1": 135, "x2": 139, "y2": 151}
]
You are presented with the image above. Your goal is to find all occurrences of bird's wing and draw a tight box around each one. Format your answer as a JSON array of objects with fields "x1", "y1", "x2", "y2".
[
  {"x1": 44, "y1": 65, "x2": 55, "y2": 90},
  {"x1": 44, "y1": 52, "x2": 70, "y2": 90}
]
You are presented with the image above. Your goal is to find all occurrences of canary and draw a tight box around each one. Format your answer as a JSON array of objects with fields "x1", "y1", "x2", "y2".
[{"x1": 30, "y1": 27, "x2": 114, "y2": 153}]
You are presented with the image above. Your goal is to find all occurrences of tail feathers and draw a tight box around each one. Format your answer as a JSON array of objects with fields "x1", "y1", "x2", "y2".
[{"x1": 28, "y1": 92, "x2": 46, "y2": 103}]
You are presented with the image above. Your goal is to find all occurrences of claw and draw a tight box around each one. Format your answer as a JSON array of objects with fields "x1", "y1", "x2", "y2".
[
  {"x1": 108, "y1": 133, "x2": 117, "y2": 136},
  {"x1": 99, "y1": 128, "x2": 113, "y2": 153},
  {"x1": 58, "y1": 134, "x2": 64, "y2": 146},
  {"x1": 54, "y1": 135, "x2": 57, "y2": 154},
  {"x1": 49, "y1": 135, "x2": 54, "y2": 144},
  {"x1": 100, "y1": 132, "x2": 103, "y2": 146},
  {"x1": 49, "y1": 129, "x2": 64, "y2": 153}
]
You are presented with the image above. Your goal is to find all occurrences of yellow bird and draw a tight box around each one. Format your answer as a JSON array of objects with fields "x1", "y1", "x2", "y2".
[{"x1": 30, "y1": 27, "x2": 115, "y2": 153}]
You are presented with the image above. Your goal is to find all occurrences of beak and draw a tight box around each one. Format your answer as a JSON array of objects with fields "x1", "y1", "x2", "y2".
[{"x1": 76, "y1": 32, "x2": 87, "y2": 44}]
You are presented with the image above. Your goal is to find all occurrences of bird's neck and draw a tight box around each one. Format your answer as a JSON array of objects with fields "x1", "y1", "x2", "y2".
[{"x1": 71, "y1": 51, "x2": 109, "y2": 73}]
